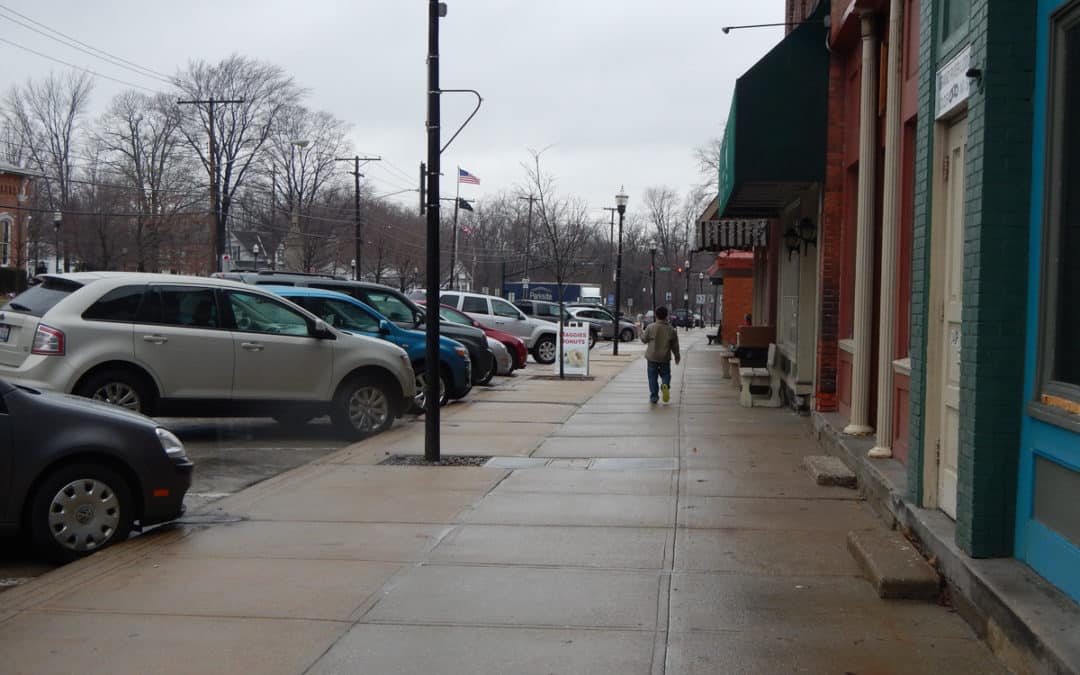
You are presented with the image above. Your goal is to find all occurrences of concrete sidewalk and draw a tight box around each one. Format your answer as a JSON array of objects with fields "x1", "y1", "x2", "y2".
[{"x1": 0, "y1": 331, "x2": 1008, "y2": 674}]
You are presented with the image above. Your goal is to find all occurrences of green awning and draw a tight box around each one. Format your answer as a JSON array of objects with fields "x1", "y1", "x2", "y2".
[{"x1": 717, "y1": 1, "x2": 830, "y2": 218}]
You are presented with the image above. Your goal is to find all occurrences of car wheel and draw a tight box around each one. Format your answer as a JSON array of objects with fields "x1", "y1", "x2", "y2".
[
  {"x1": 272, "y1": 410, "x2": 315, "y2": 428},
  {"x1": 29, "y1": 462, "x2": 134, "y2": 563},
  {"x1": 76, "y1": 368, "x2": 153, "y2": 415},
  {"x1": 588, "y1": 331, "x2": 597, "y2": 349},
  {"x1": 532, "y1": 335, "x2": 557, "y2": 364},
  {"x1": 332, "y1": 375, "x2": 396, "y2": 440},
  {"x1": 412, "y1": 365, "x2": 449, "y2": 412},
  {"x1": 477, "y1": 355, "x2": 496, "y2": 385},
  {"x1": 620, "y1": 327, "x2": 635, "y2": 342}
]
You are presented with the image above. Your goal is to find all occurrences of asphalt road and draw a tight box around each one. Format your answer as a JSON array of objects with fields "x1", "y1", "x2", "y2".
[{"x1": 0, "y1": 416, "x2": 350, "y2": 591}]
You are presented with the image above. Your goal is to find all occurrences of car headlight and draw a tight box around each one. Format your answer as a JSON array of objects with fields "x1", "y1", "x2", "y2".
[
  {"x1": 399, "y1": 353, "x2": 413, "y2": 371},
  {"x1": 454, "y1": 345, "x2": 468, "y2": 359},
  {"x1": 156, "y1": 427, "x2": 188, "y2": 461}
]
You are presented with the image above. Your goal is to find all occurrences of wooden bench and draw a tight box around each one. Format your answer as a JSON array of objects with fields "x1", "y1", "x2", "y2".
[{"x1": 706, "y1": 326, "x2": 722, "y2": 345}]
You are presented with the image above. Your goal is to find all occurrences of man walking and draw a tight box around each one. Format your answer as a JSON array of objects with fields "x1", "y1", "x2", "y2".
[{"x1": 641, "y1": 306, "x2": 681, "y2": 404}]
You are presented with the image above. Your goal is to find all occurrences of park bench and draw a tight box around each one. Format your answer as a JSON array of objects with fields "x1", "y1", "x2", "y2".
[{"x1": 738, "y1": 343, "x2": 782, "y2": 408}]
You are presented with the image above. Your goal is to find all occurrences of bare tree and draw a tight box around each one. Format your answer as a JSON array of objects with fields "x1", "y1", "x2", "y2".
[
  {"x1": 693, "y1": 136, "x2": 722, "y2": 198},
  {"x1": 175, "y1": 55, "x2": 301, "y2": 271},
  {"x1": 98, "y1": 91, "x2": 199, "y2": 271},
  {"x1": 523, "y1": 148, "x2": 595, "y2": 377}
]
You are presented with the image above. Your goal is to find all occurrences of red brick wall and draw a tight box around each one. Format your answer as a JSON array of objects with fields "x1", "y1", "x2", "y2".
[
  {"x1": 721, "y1": 277, "x2": 753, "y2": 345},
  {"x1": 815, "y1": 47, "x2": 849, "y2": 412}
]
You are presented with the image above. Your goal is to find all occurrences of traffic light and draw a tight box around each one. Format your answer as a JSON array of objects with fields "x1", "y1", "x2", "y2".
[{"x1": 676, "y1": 266, "x2": 683, "y2": 274}]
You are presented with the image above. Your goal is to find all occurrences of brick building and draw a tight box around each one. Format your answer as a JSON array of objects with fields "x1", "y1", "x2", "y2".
[{"x1": 0, "y1": 160, "x2": 37, "y2": 286}]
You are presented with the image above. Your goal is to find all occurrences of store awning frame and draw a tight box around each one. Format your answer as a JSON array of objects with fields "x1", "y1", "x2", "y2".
[{"x1": 717, "y1": 0, "x2": 830, "y2": 218}]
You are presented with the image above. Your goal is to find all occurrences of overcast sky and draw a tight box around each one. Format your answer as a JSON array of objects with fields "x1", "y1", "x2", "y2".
[{"x1": 1, "y1": 0, "x2": 784, "y2": 220}]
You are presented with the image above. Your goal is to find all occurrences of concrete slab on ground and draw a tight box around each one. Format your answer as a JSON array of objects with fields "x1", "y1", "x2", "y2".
[{"x1": 847, "y1": 529, "x2": 941, "y2": 600}]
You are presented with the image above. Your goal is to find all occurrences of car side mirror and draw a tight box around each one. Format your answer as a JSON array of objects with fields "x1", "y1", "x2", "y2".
[
  {"x1": 379, "y1": 319, "x2": 392, "y2": 334},
  {"x1": 313, "y1": 319, "x2": 336, "y2": 340}
]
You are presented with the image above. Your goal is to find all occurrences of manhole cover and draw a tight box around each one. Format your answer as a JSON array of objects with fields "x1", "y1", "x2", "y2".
[{"x1": 379, "y1": 455, "x2": 490, "y2": 467}]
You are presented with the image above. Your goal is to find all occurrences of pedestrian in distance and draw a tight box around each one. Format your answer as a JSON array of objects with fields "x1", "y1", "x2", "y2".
[{"x1": 641, "y1": 305, "x2": 681, "y2": 404}]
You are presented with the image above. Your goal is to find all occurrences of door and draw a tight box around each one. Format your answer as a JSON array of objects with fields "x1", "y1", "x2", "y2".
[
  {"x1": 461, "y1": 295, "x2": 493, "y2": 327},
  {"x1": 490, "y1": 297, "x2": 527, "y2": 334},
  {"x1": 133, "y1": 286, "x2": 234, "y2": 399},
  {"x1": 225, "y1": 290, "x2": 334, "y2": 401},
  {"x1": 937, "y1": 116, "x2": 967, "y2": 519}
]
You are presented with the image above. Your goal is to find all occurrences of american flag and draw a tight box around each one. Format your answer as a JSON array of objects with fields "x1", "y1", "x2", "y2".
[{"x1": 458, "y1": 168, "x2": 480, "y2": 185}]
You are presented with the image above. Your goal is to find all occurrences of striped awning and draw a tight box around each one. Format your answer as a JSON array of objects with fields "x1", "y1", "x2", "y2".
[{"x1": 696, "y1": 219, "x2": 769, "y2": 252}]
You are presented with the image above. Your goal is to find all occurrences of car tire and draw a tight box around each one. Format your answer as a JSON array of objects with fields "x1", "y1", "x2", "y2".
[
  {"x1": 620, "y1": 327, "x2": 635, "y2": 343},
  {"x1": 76, "y1": 368, "x2": 154, "y2": 415},
  {"x1": 532, "y1": 334, "x2": 557, "y2": 364},
  {"x1": 331, "y1": 374, "x2": 396, "y2": 440},
  {"x1": 412, "y1": 364, "x2": 450, "y2": 412},
  {"x1": 477, "y1": 355, "x2": 496, "y2": 385},
  {"x1": 28, "y1": 462, "x2": 134, "y2": 563},
  {"x1": 588, "y1": 331, "x2": 597, "y2": 349}
]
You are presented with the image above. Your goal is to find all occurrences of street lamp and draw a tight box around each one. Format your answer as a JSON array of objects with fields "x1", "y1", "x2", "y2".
[
  {"x1": 252, "y1": 242, "x2": 260, "y2": 269},
  {"x1": 613, "y1": 186, "x2": 628, "y2": 356},
  {"x1": 684, "y1": 257, "x2": 691, "y2": 321},
  {"x1": 698, "y1": 271, "x2": 705, "y2": 325},
  {"x1": 52, "y1": 211, "x2": 61, "y2": 273}
]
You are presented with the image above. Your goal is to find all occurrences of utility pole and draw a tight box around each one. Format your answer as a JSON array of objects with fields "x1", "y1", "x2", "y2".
[
  {"x1": 519, "y1": 194, "x2": 537, "y2": 299},
  {"x1": 177, "y1": 96, "x2": 244, "y2": 272},
  {"x1": 336, "y1": 155, "x2": 380, "y2": 280},
  {"x1": 424, "y1": 0, "x2": 443, "y2": 462}
]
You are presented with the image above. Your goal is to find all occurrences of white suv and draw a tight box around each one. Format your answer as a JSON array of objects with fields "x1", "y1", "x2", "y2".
[
  {"x1": 438, "y1": 291, "x2": 559, "y2": 364},
  {"x1": 0, "y1": 273, "x2": 416, "y2": 439}
]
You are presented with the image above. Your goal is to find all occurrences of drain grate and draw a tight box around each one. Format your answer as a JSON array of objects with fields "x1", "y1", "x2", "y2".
[{"x1": 379, "y1": 455, "x2": 490, "y2": 467}]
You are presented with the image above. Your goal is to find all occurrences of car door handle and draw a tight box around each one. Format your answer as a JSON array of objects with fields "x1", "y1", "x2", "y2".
[
  {"x1": 240, "y1": 342, "x2": 265, "y2": 352},
  {"x1": 141, "y1": 334, "x2": 168, "y2": 344}
]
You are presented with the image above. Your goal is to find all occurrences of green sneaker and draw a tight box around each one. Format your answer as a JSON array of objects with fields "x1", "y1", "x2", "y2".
[{"x1": 661, "y1": 383, "x2": 670, "y2": 403}]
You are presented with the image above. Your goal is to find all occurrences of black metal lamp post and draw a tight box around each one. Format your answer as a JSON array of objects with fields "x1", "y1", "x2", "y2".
[
  {"x1": 649, "y1": 244, "x2": 657, "y2": 311},
  {"x1": 612, "y1": 187, "x2": 628, "y2": 356},
  {"x1": 698, "y1": 272, "x2": 705, "y2": 324},
  {"x1": 52, "y1": 211, "x2": 61, "y2": 273}
]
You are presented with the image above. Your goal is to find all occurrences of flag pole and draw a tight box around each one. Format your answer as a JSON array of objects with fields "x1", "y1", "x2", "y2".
[{"x1": 450, "y1": 166, "x2": 461, "y2": 290}]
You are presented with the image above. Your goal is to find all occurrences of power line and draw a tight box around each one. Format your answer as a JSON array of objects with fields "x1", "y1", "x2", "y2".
[
  {"x1": 0, "y1": 35, "x2": 162, "y2": 93},
  {"x1": 0, "y1": 5, "x2": 175, "y2": 87}
]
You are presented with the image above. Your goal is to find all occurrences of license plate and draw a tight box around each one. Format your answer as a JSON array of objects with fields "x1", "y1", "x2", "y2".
[{"x1": 0, "y1": 325, "x2": 9, "y2": 342}]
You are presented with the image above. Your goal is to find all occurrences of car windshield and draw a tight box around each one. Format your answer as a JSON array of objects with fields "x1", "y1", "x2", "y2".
[
  {"x1": 364, "y1": 290, "x2": 419, "y2": 324},
  {"x1": 294, "y1": 296, "x2": 380, "y2": 332},
  {"x1": 3, "y1": 277, "x2": 84, "y2": 316}
]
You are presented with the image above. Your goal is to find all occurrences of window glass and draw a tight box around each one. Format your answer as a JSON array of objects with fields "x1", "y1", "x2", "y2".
[
  {"x1": 4, "y1": 277, "x2": 83, "y2": 317},
  {"x1": 140, "y1": 287, "x2": 219, "y2": 328},
  {"x1": 492, "y1": 298, "x2": 522, "y2": 319},
  {"x1": 440, "y1": 293, "x2": 461, "y2": 307},
  {"x1": 439, "y1": 306, "x2": 472, "y2": 326},
  {"x1": 943, "y1": 0, "x2": 970, "y2": 39},
  {"x1": 462, "y1": 296, "x2": 488, "y2": 314},
  {"x1": 82, "y1": 285, "x2": 146, "y2": 322},
  {"x1": 361, "y1": 290, "x2": 417, "y2": 323},
  {"x1": 1054, "y1": 20, "x2": 1080, "y2": 387},
  {"x1": 226, "y1": 291, "x2": 310, "y2": 336},
  {"x1": 315, "y1": 297, "x2": 381, "y2": 333}
]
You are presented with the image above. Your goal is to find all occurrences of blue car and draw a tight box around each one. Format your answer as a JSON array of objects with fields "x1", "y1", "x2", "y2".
[{"x1": 265, "y1": 286, "x2": 471, "y2": 410}]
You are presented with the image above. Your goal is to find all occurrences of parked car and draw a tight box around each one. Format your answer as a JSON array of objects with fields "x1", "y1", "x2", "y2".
[
  {"x1": 672, "y1": 308, "x2": 693, "y2": 328},
  {"x1": 0, "y1": 273, "x2": 415, "y2": 439},
  {"x1": 264, "y1": 286, "x2": 471, "y2": 411},
  {"x1": 565, "y1": 305, "x2": 639, "y2": 342},
  {"x1": 439, "y1": 291, "x2": 561, "y2": 364},
  {"x1": 487, "y1": 335, "x2": 514, "y2": 376},
  {"x1": 0, "y1": 377, "x2": 192, "y2": 562},
  {"x1": 514, "y1": 299, "x2": 600, "y2": 349},
  {"x1": 422, "y1": 301, "x2": 528, "y2": 371},
  {"x1": 218, "y1": 272, "x2": 497, "y2": 386}
]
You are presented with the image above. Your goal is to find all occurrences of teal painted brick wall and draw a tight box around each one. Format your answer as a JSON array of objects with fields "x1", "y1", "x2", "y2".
[
  {"x1": 908, "y1": 0, "x2": 1036, "y2": 558},
  {"x1": 954, "y1": 0, "x2": 1036, "y2": 557},
  {"x1": 907, "y1": 0, "x2": 938, "y2": 505}
]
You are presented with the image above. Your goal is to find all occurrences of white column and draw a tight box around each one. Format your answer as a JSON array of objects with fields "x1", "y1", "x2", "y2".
[
  {"x1": 870, "y1": 0, "x2": 905, "y2": 457},
  {"x1": 844, "y1": 12, "x2": 879, "y2": 436}
]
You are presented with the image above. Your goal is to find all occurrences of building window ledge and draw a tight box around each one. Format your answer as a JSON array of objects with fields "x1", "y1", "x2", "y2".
[
  {"x1": 839, "y1": 338, "x2": 856, "y2": 355},
  {"x1": 1027, "y1": 400, "x2": 1080, "y2": 435},
  {"x1": 892, "y1": 357, "x2": 912, "y2": 377}
]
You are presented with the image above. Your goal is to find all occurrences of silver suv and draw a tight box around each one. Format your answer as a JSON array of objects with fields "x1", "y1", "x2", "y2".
[
  {"x1": 438, "y1": 290, "x2": 559, "y2": 364},
  {"x1": 0, "y1": 273, "x2": 416, "y2": 439}
]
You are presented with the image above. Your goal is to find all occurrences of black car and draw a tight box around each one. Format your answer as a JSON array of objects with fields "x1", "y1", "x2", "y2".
[
  {"x1": 218, "y1": 272, "x2": 497, "y2": 385},
  {"x1": 0, "y1": 378, "x2": 192, "y2": 562}
]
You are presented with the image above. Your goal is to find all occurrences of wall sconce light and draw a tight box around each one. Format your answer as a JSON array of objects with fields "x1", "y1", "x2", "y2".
[
  {"x1": 783, "y1": 227, "x2": 801, "y2": 260},
  {"x1": 797, "y1": 216, "x2": 817, "y2": 254}
]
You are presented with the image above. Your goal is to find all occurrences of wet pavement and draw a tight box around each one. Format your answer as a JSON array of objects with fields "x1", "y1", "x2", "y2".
[{"x1": 0, "y1": 331, "x2": 1009, "y2": 674}]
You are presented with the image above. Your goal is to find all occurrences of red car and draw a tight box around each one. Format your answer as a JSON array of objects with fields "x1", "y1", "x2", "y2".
[{"x1": 420, "y1": 301, "x2": 528, "y2": 371}]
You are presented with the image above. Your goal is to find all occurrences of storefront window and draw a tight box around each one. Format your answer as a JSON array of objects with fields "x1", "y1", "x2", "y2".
[
  {"x1": 1041, "y1": 5, "x2": 1080, "y2": 406},
  {"x1": 942, "y1": 0, "x2": 971, "y2": 39}
]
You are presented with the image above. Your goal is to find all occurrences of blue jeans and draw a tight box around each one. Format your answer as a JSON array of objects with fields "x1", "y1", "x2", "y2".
[{"x1": 647, "y1": 360, "x2": 671, "y2": 402}]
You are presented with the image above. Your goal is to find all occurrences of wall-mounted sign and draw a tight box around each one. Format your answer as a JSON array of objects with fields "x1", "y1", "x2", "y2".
[{"x1": 936, "y1": 44, "x2": 972, "y2": 120}]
